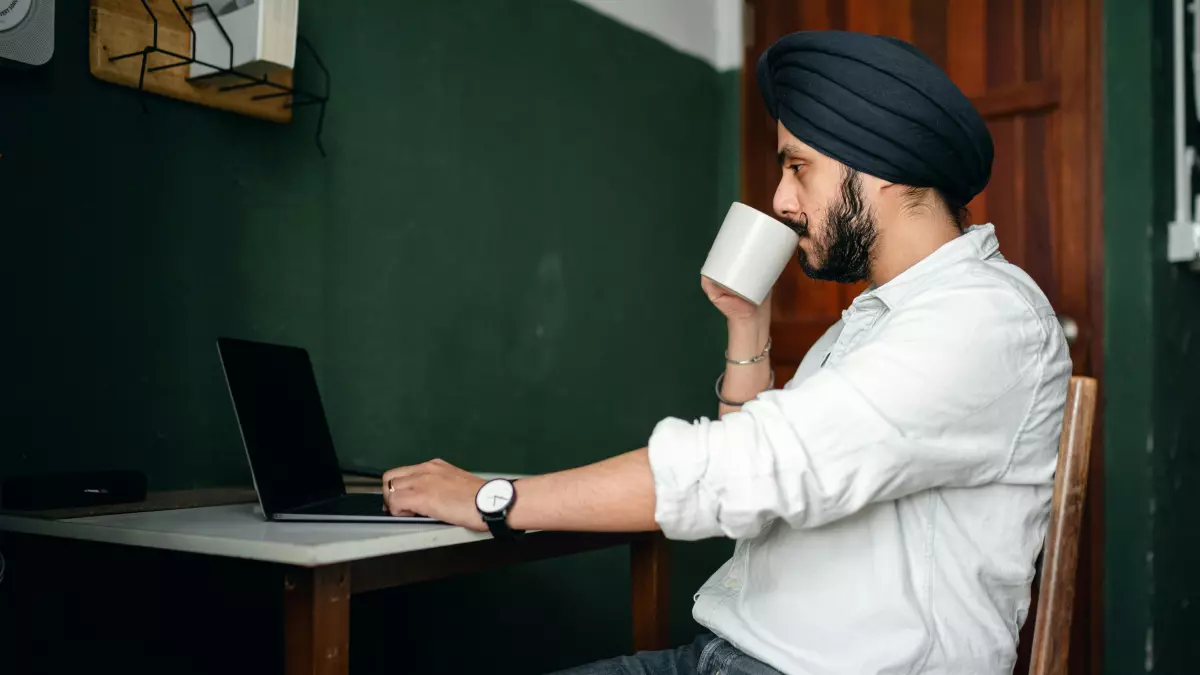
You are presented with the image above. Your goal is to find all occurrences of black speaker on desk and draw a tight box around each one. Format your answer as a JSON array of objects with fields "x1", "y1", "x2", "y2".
[{"x1": 1, "y1": 470, "x2": 147, "y2": 511}]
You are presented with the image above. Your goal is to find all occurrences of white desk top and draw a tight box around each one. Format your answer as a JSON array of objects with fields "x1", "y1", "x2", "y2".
[{"x1": 0, "y1": 503, "x2": 494, "y2": 567}]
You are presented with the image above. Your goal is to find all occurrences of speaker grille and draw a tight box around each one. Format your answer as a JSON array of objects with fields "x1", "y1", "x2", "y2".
[{"x1": 0, "y1": 0, "x2": 53, "y2": 67}]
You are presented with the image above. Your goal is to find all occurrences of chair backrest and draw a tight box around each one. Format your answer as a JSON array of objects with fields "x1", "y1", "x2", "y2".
[{"x1": 1027, "y1": 375, "x2": 1098, "y2": 675}]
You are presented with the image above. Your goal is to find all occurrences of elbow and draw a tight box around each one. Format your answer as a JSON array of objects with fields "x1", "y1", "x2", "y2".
[
  {"x1": 711, "y1": 484, "x2": 798, "y2": 539},
  {"x1": 712, "y1": 471, "x2": 851, "y2": 535},
  {"x1": 717, "y1": 516, "x2": 772, "y2": 540}
]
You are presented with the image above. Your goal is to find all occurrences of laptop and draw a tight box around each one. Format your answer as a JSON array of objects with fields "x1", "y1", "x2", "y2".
[{"x1": 216, "y1": 336, "x2": 435, "y2": 523}]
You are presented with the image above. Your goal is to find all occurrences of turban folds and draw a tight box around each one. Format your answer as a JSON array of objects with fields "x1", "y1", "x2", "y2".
[{"x1": 756, "y1": 30, "x2": 993, "y2": 208}]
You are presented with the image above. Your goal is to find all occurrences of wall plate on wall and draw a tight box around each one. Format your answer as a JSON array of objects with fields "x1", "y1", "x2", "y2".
[
  {"x1": 1170, "y1": 0, "x2": 1200, "y2": 266},
  {"x1": 0, "y1": 0, "x2": 54, "y2": 68}
]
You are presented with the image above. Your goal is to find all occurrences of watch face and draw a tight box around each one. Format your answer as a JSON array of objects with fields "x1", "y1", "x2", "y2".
[{"x1": 475, "y1": 479, "x2": 514, "y2": 515}]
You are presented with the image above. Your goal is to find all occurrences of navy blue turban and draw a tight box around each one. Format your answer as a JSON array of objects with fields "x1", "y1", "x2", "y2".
[{"x1": 756, "y1": 30, "x2": 993, "y2": 208}]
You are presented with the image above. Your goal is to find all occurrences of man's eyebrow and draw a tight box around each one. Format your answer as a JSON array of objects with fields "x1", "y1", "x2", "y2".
[{"x1": 777, "y1": 144, "x2": 807, "y2": 166}]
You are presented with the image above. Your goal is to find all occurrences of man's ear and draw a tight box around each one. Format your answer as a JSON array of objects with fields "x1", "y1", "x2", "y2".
[
  {"x1": 859, "y1": 173, "x2": 894, "y2": 199},
  {"x1": 875, "y1": 179, "x2": 901, "y2": 194}
]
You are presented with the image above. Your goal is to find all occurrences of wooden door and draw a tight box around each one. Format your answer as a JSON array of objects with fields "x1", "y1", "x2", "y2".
[{"x1": 741, "y1": 2, "x2": 1105, "y2": 675}]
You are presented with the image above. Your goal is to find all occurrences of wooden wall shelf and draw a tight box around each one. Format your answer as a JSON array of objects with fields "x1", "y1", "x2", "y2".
[{"x1": 89, "y1": 0, "x2": 295, "y2": 123}]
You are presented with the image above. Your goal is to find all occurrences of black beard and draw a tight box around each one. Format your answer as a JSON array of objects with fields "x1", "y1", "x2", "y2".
[{"x1": 793, "y1": 169, "x2": 878, "y2": 283}]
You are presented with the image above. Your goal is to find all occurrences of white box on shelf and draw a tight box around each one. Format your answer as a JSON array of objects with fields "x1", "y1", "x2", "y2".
[{"x1": 189, "y1": 0, "x2": 298, "y2": 85}]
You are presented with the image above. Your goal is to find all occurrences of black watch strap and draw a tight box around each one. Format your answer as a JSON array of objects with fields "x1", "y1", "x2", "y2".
[{"x1": 482, "y1": 511, "x2": 524, "y2": 541}]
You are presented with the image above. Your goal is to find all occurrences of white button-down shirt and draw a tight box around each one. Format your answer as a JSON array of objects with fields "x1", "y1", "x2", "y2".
[{"x1": 648, "y1": 224, "x2": 1071, "y2": 675}]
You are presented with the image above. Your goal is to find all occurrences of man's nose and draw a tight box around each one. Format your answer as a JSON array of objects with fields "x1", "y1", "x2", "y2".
[{"x1": 774, "y1": 180, "x2": 799, "y2": 220}]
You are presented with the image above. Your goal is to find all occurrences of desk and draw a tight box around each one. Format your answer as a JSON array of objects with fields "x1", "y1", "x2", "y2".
[{"x1": 0, "y1": 498, "x2": 670, "y2": 674}]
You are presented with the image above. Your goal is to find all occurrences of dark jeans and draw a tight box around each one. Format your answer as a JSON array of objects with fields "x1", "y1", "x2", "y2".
[{"x1": 548, "y1": 634, "x2": 785, "y2": 675}]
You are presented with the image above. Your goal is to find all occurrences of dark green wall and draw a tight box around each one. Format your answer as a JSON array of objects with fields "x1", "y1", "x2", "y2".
[
  {"x1": 1102, "y1": 0, "x2": 1156, "y2": 669},
  {"x1": 1, "y1": 1, "x2": 740, "y2": 672},
  {"x1": 1147, "y1": 0, "x2": 1200, "y2": 662},
  {"x1": 716, "y1": 69, "x2": 742, "y2": 216},
  {"x1": 1104, "y1": 0, "x2": 1200, "y2": 673}
]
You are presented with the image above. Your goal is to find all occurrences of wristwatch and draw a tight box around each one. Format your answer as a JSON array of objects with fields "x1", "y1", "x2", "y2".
[{"x1": 475, "y1": 478, "x2": 524, "y2": 541}]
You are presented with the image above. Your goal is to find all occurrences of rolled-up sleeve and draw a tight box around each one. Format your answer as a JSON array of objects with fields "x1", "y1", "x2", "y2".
[
  {"x1": 648, "y1": 282, "x2": 1053, "y2": 541},
  {"x1": 648, "y1": 415, "x2": 725, "y2": 540}
]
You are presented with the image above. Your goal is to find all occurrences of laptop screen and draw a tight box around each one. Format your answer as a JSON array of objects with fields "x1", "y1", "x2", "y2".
[{"x1": 217, "y1": 337, "x2": 345, "y2": 515}]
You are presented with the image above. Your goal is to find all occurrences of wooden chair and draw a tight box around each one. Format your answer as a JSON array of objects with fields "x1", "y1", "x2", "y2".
[{"x1": 1026, "y1": 375, "x2": 1099, "y2": 675}]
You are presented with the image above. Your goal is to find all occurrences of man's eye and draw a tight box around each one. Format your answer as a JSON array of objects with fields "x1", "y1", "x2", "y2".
[{"x1": 787, "y1": 163, "x2": 803, "y2": 174}]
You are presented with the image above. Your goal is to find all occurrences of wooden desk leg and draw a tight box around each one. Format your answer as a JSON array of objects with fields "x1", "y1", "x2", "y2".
[
  {"x1": 284, "y1": 563, "x2": 351, "y2": 675},
  {"x1": 630, "y1": 533, "x2": 671, "y2": 653}
]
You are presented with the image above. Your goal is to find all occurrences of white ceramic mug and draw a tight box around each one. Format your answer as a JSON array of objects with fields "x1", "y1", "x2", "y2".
[{"x1": 700, "y1": 202, "x2": 799, "y2": 305}]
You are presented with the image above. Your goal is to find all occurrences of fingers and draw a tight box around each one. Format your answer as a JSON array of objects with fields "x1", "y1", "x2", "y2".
[
  {"x1": 700, "y1": 275, "x2": 723, "y2": 300},
  {"x1": 382, "y1": 459, "x2": 446, "y2": 481},
  {"x1": 384, "y1": 487, "x2": 422, "y2": 514},
  {"x1": 381, "y1": 466, "x2": 417, "y2": 494},
  {"x1": 385, "y1": 493, "x2": 417, "y2": 516},
  {"x1": 382, "y1": 475, "x2": 424, "y2": 515},
  {"x1": 382, "y1": 468, "x2": 440, "y2": 511},
  {"x1": 386, "y1": 473, "x2": 426, "y2": 493},
  {"x1": 381, "y1": 459, "x2": 448, "y2": 493},
  {"x1": 388, "y1": 487, "x2": 422, "y2": 514}
]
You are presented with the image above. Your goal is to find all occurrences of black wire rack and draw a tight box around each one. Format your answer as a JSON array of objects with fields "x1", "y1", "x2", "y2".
[{"x1": 109, "y1": 0, "x2": 330, "y2": 156}]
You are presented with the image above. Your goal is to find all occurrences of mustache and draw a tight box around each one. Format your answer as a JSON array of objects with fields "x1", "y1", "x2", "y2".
[{"x1": 786, "y1": 212, "x2": 809, "y2": 236}]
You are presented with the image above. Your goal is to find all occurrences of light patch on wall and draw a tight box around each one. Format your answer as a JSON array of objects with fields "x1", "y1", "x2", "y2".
[
  {"x1": 572, "y1": 0, "x2": 743, "y2": 71},
  {"x1": 1145, "y1": 625, "x2": 1154, "y2": 671},
  {"x1": 514, "y1": 252, "x2": 568, "y2": 382}
]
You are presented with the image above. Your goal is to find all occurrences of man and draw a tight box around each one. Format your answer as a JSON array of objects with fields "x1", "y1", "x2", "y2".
[{"x1": 381, "y1": 30, "x2": 1071, "y2": 675}]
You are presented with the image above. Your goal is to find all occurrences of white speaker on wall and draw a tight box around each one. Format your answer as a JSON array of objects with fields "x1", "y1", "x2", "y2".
[{"x1": 0, "y1": 0, "x2": 53, "y2": 68}]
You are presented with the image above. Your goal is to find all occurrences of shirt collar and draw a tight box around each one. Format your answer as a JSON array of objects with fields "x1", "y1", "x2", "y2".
[{"x1": 853, "y1": 223, "x2": 1000, "y2": 311}]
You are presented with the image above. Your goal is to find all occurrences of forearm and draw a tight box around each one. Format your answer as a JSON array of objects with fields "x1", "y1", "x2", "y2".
[
  {"x1": 507, "y1": 448, "x2": 659, "y2": 532},
  {"x1": 718, "y1": 318, "x2": 772, "y2": 417}
]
